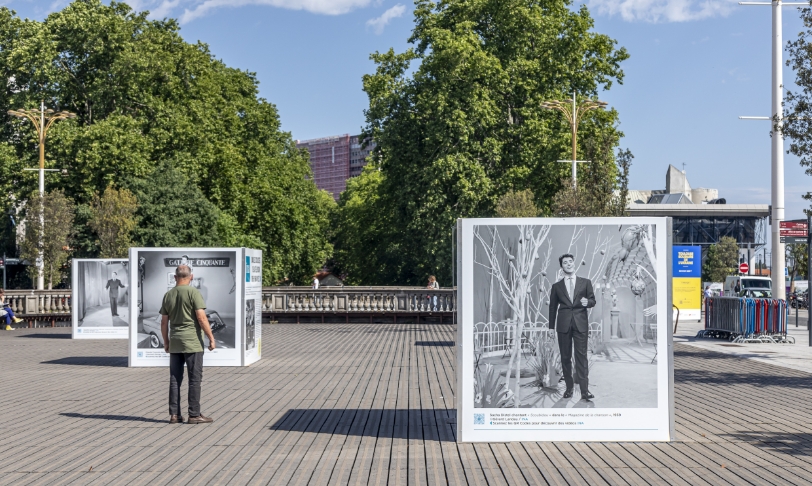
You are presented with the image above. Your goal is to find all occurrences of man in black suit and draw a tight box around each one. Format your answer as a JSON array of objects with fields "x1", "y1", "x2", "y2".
[
  {"x1": 548, "y1": 254, "x2": 596, "y2": 400},
  {"x1": 106, "y1": 271, "x2": 125, "y2": 317}
]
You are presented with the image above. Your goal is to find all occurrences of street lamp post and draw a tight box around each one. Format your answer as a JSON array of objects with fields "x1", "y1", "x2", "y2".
[
  {"x1": 7, "y1": 101, "x2": 75, "y2": 290},
  {"x1": 541, "y1": 90, "x2": 608, "y2": 188}
]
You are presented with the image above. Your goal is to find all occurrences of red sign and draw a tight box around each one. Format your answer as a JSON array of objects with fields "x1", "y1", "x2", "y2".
[
  {"x1": 780, "y1": 221, "x2": 808, "y2": 230},
  {"x1": 739, "y1": 263, "x2": 749, "y2": 273},
  {"x1": 781, "y1": 229, "x2": 808, "y2": 237}
]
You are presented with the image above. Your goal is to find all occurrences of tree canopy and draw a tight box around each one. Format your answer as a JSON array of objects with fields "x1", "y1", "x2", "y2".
[
  {"x1": 703, "y1": 236, "x2": 739, "y2": 283},
  {"x1": 0, "y1": 0, "x2": 333, "y2": 285},
  {"x1": 333, "y1": 0, "x2": 629, "y2": 285}
]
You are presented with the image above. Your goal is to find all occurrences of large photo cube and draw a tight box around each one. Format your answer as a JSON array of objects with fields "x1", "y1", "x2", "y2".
[{"x1": 128, "y1": 248, "x2": 262, "y2": 367}]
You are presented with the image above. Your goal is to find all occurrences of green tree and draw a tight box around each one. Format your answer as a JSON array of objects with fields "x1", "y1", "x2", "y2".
[
  {"x1": 336, "y1": 0, "x2": 628, "y2": 284},
  {"x1": 703, "y1": 236, "x2": 739, "y2": 283},
  {"x1": 19, "y1": 190, "x2": 75, "y2": 288},
  {"x1": 88, "y1": 184, "x2": 138, "y2": 258},
  {"x1": 495, "y1": 189, "x2": 539, "y2": 217},
  {"x1": 1, "y1": 1, "x2": 332, "y2": 283},
  {"x1": 551, "y1": 146, "x2": 632, "y2": 217},
  {"x1": 783, "y1": 9, "x2": 812, "y2": 208}
]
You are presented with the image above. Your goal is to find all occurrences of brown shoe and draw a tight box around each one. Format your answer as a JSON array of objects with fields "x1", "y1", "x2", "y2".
[
  {"x1": 187, "y1": 415, "x2": 213, "y2": 424},
  {"x1": 169, "y1": 415, "x2": 184, "y2": 424}
]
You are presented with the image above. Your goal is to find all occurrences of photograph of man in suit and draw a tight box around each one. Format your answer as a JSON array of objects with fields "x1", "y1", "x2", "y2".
[
  {"x1": 548, "y1": 254, "x2": 596, "y2": 400},
  {"x1": 106, "y1": 271, "x2": 125, "y2": 317}
]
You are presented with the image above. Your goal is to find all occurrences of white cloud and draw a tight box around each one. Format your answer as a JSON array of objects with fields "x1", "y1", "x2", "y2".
[
  {"x1": 128, "y1": 0, "x2": 374, "y2": 23},
  {"x1": 588, "y1": 0, "x2": 734, "y2": 22},
  {"x1": 180, "y1": 0, "x2": 373, "y2": 23},
  {"x1": 366, "y1": 4, "x2": 406, "y2": 34}
]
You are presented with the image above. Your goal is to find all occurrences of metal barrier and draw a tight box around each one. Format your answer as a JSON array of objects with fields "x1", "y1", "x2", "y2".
[{"x1": 702, "y1": 297, "x2": 793, "y2": 343}]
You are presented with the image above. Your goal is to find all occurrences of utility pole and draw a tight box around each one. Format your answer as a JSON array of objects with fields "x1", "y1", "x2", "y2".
[{"x1": 738, "y1": 0, "x2": 806, "y2": 300}]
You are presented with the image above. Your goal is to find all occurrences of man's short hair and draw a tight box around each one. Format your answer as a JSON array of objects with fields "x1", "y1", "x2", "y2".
[
  {"x1": 558, "y1": 253, "x2": 575, "y2": 267},
  {"x1": 175, "y1": 265, "x2": 192, "y2": 280}
]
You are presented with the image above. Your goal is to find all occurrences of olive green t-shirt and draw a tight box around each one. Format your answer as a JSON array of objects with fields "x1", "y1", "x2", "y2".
[{"x1": 159, "y1": 284, "x2": 207, "y2": 353}]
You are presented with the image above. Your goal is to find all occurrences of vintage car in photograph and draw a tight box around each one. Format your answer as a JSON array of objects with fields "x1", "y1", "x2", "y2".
[{"x1": 141, "y1": 310, "x2": 227, "y2": 348}]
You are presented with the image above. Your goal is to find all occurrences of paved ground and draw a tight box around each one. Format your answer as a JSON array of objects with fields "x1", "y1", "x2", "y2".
[
  {"x1": 2, "y1": 324, "x2": 812, "y2": 485},
  {"x1": 676, "y1": 309, "x2": 812, "y2": 374}
]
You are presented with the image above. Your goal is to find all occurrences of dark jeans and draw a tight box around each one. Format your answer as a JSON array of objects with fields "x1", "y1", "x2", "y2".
[
  {"x1": 169, "y1": 352, "x2": 204, "y2": 417},
  {"x1": 557, "y1": 327, "x2": 589, "y2": 395},
  {"x1": 1, "y1": 305, "x2": 16, "y2": 324}
]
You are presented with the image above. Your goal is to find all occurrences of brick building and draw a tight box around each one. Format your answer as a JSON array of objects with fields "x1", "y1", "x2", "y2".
[{"x1": 296, "y1": 134, "x2": 376, "y2": 200}]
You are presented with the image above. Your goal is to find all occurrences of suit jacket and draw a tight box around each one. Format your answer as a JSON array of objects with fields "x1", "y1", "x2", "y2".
[
  {"x1": 548, "y1": 275, "x2": 596, "y2": 334},
  {"x1": 106, "y1": 279, "x2": 124, "y2": 297}
]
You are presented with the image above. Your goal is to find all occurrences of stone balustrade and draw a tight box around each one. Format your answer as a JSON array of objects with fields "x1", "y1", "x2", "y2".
[
  {"x1": 262, "y1": 286, "x2": 456, "y2": 315},
  {"x1": 4, "y1": 289, "x2": 73, "y2": 316},
  {"x1": 1, "y1": 287, "x2": 456, "y2": 324}
]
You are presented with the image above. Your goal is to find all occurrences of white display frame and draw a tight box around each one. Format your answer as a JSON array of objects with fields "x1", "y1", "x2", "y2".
[
  {"x1": 456, "y1": 217, "x2": 675, "y2": 442},
  {"x1": 72, "y1": 258, "x2": 130, "y2": 339},
  {"x1": 128, "y1": 247, "x2": 262, "y2": 367},
  {"x1": 243, "y1": 248, "x2": 263, "y2": 366}
]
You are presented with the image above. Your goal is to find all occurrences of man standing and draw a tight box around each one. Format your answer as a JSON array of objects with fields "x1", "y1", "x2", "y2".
[
  {"x1": 106, "y1": 271, "x2": 125, "y2": 317},
  {"x1": 160, "y1": 264, "x2": 216, "y2": 424},
  {"x1": 548, "y1": 254, "x2": 596, "y2": 400}
]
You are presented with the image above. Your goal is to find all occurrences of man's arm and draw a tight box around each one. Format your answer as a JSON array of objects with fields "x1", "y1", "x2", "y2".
[
  {"x1": 584, "y1": 279, "x2": 596, "y2": 308},
  {"x1": 195, "y1": 309, "x2": 216, "y2": 351},
  {"x1": 548, "y1": 284, "x2": 559, "y2": 331},
  {"x1": 119, "y1": 280, "x2": 125, "y2": 288},
  {"x1": 160, "y1": 315, "x2": 170, "y2": 353},
  {"x1": 106, "y1": 280, "x2": 110, "y2": 289}
]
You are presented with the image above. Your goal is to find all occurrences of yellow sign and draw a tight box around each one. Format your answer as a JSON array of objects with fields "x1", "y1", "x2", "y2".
[{"x1": 673, "y1": 277, "x2": 701, "y2": 310}]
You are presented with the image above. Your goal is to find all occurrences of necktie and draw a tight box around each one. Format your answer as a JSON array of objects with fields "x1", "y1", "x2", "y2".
[{"x1": 567, "y1": 277, "x2": 574, "y2": 302}]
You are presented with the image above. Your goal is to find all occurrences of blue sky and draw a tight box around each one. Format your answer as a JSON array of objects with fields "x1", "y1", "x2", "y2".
[{"x1": 5, "y1": 0, "x2": 811, "y2": 221}]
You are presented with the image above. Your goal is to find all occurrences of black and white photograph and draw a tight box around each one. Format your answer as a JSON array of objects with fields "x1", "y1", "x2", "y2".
[
  {"x1": 457, "y1": 217, "x2": 672, "y2": 443},
  {"x1": 471, "y1": 222, "x2": 660, "y2": 409},
  {"x1": 134, "y1": 250, "x2": 237, "y2": 350},
  {"x1": 72, "y1": 259, "x2": 130, "y2": 339},
  {"x1": 245, "y1": 298, "x2": 256, "y2": 351}
]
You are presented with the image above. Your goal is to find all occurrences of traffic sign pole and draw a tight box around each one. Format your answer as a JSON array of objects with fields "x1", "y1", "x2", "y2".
[{"x1": 808, "y1": 214, "x2": 811, "y2": 347}]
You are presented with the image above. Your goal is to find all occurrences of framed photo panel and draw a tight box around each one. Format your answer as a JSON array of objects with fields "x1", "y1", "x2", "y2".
[
  {"x1": 72, "y1": 259, "x2": 130, "y2": 339},
  {"x1": 456, "y1": 217, "x2": 674, "y2": 442}
]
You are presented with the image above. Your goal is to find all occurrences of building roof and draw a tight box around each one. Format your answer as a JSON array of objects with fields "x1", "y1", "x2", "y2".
[{"x1": 627, "y1": 203, "x2": 770, "y2": 218}]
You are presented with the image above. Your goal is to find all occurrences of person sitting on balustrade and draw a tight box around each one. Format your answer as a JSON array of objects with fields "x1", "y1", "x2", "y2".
[{"x1": 0, "y1": 289, "x2": 23, "y2": 330}]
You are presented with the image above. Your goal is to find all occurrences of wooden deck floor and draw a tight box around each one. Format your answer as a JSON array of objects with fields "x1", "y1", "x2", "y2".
[{"x1": 1, "y1": 323, "x2": 811, "y2": 485}]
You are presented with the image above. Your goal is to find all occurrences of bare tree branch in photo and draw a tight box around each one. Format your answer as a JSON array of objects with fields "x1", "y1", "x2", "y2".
[{"x1": 474, "y1": 224, "x2": 551, "y2": 407}]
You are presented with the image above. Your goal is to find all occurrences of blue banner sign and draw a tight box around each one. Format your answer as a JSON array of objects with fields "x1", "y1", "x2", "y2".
[{"x1": 673, "y1": 245, "x2": 701, "y2": 278}]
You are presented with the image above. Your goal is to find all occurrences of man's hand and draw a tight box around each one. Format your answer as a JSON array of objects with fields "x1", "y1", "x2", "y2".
[
  {"x1": 195, "y1": 308, "x2": 216, "y2": 352},
  {"x1": 164, "y1": 343, "x2": 170, "y2": 353},
  {"x1": 580, "y1": 297, "x2": 588, "y2": 307}
]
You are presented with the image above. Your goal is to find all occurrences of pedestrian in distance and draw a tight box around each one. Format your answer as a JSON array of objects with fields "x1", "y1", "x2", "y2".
[
  {"x1": 312, "y1": 274, "x2": 320, "y2": 289},
  {"x1": 160, "y1": 264, "x2": 216, "y2": 424},
  {"x1": 0, "y1": 289, "x2": 23, "y2": 330},
  {"x1": 548, "y1": 254, "x2": 596, "y2": 401},
  {"x1": 427, "y1": 275, "x2": 439, "y2": 311}
]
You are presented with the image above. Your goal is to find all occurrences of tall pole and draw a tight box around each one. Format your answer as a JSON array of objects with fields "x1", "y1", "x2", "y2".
[
  {"x1": 572, "y1": 89, "x2": 577, "y2": 187},
  {"x1": 772, "y1": 1, "x2": 786, "y2": 300},
  {"x1": 807, "y1": 213, "x2": 811, "y2": 346},
  {"x1": 37, "y1": 101, "x2": 45, "y2": 290}
]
